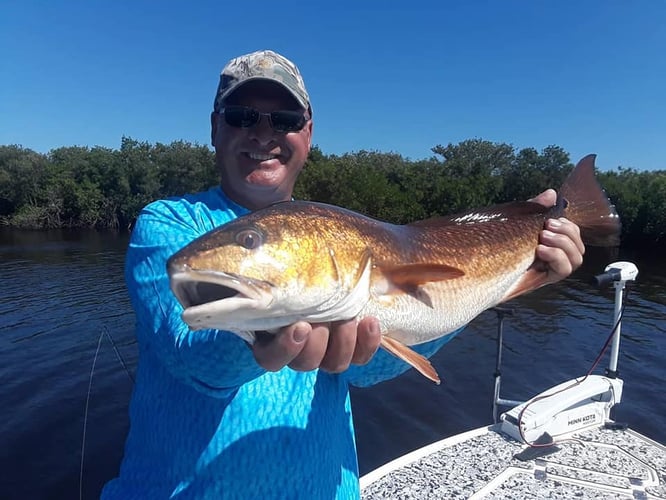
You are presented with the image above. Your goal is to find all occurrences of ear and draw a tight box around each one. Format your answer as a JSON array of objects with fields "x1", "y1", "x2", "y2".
[
  {"x1": 305, "y1": 119, "x2": 313, "y2": 150},
  {"x1": 210, "y1": 112, "x2": 218, "y2": 147}
]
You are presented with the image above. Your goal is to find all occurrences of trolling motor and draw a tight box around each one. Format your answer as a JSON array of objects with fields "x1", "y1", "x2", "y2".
[{"x1": 494, "y1": 261, "x2": 638, "y2": 444}]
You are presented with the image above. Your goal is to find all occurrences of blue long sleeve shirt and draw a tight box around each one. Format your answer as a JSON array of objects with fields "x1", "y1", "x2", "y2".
[{"x1": 102, "y1": 187, "x2": 460, "y2": 499}]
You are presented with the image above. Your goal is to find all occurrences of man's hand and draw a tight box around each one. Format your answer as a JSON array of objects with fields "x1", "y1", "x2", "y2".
[
  {"x1": 531, "y1": 188, "x2": 585, "y2": 283},
  {"x1": 253, "y1": 317, "x2": 382, "y2": 373}
]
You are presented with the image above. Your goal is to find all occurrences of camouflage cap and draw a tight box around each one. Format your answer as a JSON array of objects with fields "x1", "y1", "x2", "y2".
[{"x1": 214, "y1": 50, "x2": 311, "y2": 114}]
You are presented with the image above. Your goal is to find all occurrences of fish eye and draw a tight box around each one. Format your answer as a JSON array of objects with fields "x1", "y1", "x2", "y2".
[{"x1": 235, "y1": 228, "x2": 263, "y2": 250}]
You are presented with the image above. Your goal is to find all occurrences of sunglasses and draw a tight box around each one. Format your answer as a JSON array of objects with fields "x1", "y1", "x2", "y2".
[{"x1": 220, "y1": 105, "x2": 309, "y2": 133}]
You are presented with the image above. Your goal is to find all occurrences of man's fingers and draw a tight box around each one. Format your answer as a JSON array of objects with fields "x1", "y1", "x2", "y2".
[
  {"x1": 254, "y1": 317, "x2": 383, "y2": 374},
  {"x1": 320, "y1": 320, "x2": 357, "y2": 373},
  {"x1": 537, "y1": 218, "x2": 585, "y2": 281},
  {"x1": 288, "y1": 323, "x2": 330, "y2": 371},
  {"x1": 529, "y1": 188, "x2": 557, "y2": 207},
  {"x1": 536, "y1": 244, "x2": 572, "y2": 281},
  {"x1": 545, "y1": 217, "x2": 585, "y2": 256},
  {"x1": 253, "y1": 322, "x2": 311, "y2": 372},
  {"x1": 351, "y1": 317, "x2": 381, "y2": 365},
  {"x1": 528, "y1": 186, "x2": 586, "y2": 286}
]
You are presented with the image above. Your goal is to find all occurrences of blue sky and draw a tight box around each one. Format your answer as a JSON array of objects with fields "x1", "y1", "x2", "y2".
[{"x1": 1, "y1": 1, "x2": 664, "y2": 171}]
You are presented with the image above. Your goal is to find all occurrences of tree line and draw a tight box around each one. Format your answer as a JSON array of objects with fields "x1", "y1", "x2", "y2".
[{"x1": 1, "y1": 137, "x2": 664, "y2": 247}]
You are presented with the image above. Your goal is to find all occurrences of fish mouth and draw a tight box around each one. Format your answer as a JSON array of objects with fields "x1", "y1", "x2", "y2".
[{"x1": 169, "y1": 268, "x2": 273, "y2": 329}]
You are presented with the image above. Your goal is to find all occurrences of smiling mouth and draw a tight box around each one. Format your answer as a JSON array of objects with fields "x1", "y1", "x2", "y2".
[{"x1": 247, "y1": 152, "x2": 279, "y2": 161}]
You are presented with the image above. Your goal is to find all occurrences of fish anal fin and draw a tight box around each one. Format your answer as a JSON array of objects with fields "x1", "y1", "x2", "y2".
[
  {"x1": 380, "y1": 263, "x2": 464, "y2": 308},
  {"x1": 380, "y1": 335, "x2": 441, "y2": 384},
  {"x1": 501, "y1": 267, "x2": 550, "y2": 303}
]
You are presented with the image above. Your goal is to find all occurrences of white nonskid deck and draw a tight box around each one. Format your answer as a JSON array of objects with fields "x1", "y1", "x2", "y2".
[{"x1": 360, "y1": 423, "x2": 666, "y2": 499}]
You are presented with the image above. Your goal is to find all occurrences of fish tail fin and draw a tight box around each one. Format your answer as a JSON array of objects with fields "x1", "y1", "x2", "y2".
[
  {"x1": 558, "y1": 154, "x2": 621, "y2": 246},
  {"x1": 380, "y1": 336, "x2": 441, "y2": 384}
]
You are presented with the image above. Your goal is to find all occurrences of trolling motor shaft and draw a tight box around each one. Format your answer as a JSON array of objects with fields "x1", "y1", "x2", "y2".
[{"x1": 594, "y1": 262, "x2": 639, "y2": 378}]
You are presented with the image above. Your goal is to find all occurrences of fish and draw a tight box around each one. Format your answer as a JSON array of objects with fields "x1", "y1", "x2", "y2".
[{"x1": 167, "y1": 155, "x2": 620, "y2": 383}]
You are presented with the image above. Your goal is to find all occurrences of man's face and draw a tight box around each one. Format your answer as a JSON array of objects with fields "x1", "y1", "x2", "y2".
[{"x1": 211, "y1": 81, "x2": 312, "y2": 210}]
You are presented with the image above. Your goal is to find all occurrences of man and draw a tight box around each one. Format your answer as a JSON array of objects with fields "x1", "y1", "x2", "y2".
[{"x1": 102, "y1": 50, "x2": 584, "y2": 499}]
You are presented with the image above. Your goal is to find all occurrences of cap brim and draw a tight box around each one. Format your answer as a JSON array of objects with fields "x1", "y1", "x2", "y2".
[{"x1": 218, "y1": 77, "x2": 309, "y2": 111}]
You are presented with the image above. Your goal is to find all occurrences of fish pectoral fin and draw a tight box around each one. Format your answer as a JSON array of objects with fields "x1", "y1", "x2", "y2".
[
  {"x1": 381, "y1": 263, "x2": 464, "y2": 308},
  {"x1": 500, "y1": 267, "x2": 550, "y2": 303},
  {"x1": 382, "y1": 263, "x2": 465, "y2": 284},
  {"x1": 380, "y1": 336, "x2": 441, "y2": 384}
]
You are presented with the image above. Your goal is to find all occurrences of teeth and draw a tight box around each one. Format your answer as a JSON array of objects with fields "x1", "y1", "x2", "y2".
[{"x1": 248, "y1": 152, "x2": 276, "y2": 161}]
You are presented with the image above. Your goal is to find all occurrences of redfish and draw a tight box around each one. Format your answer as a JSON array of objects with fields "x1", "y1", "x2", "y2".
[{"x1": 168, "y1": 155, "x2": 620, "y2": 383}]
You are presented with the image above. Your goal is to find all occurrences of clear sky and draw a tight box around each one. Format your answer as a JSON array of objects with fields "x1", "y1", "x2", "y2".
[{"x1": 1, "y1": 1, "x2": 664, "y2": 170}]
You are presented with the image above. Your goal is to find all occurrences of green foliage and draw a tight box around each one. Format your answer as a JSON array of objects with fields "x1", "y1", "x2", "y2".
[
  {"x1": 296, "y1": 149, "x2": 425, "y2": 223},
  {"x1": 0, "y1": 139, "x2": 664, "y2": 247},
  {"x1": 429, "y1": 139, "x2": 510, "y2": 213},
  {"x1": 500, "y1": 145, "x2": 573, "y2": 201},
  {"x1": 0, "y1": 145, "x2": 49, "y2": 216},
  {"x1": 0, "y1": 138, "x2": 214, "y2": 229},
  {"x1": 600, "y1": 168, "x2": 666, "y2": 244}
]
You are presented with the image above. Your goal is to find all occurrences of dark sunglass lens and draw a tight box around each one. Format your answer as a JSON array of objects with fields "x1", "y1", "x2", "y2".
[
  {"x1": 270, "y1": 111, "x2": 306, "y2": 132},
  {"x1": 223, "y1": 106, "x2": 259, "y2": 128}
]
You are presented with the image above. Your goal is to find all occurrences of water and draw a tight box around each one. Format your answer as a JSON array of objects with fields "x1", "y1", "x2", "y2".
[{"x1": 1, "y1": 229, "x2": 664, "y2": 499}]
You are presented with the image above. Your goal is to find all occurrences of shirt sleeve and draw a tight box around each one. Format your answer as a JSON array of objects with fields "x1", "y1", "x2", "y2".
[
  {"x1": 343, "y1": 329, "x2": 463, "y2": 387},
  {"x1": 125, "y1": 199, "x2": 264, "y2": 397}
]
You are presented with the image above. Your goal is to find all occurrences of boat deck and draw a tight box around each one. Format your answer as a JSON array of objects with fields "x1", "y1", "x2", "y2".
[{"x1": 360, "y1": 423, "x2": 666, "y2": 499}]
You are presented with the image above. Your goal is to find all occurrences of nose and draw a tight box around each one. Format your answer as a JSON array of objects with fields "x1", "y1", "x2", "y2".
[{"x1": 247, "y1": 114, "x2": 276, "y2": 146}]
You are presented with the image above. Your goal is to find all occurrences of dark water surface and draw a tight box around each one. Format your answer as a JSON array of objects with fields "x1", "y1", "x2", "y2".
[{"x1": 1, "y1": 229, "x2": 665, "y2": 499}]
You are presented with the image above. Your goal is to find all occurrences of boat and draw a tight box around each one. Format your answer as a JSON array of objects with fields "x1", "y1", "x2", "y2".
[{"x1": 360, "y1": 261, "x2": 666, "y2": 499}]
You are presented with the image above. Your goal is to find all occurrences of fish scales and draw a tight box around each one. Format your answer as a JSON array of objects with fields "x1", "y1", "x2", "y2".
[{"x1": 360, "y1": 214, "x2": 542, "y2": 345}]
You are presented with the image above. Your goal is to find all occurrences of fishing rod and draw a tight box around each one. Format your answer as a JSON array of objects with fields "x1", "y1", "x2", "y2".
[{"x1": 79, "y1": 327, "x2": 135, "y2": 500}]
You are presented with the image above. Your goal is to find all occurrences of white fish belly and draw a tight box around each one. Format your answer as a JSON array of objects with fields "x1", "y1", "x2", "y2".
[{"x1": 362, "y1": 261, "x2": 531, "y2": 346}]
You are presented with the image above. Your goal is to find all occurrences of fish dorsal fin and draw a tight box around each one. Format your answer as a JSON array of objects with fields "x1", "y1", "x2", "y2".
[
  {"x1": 500, "y1": 266, "x2": 550, "y2": 303},
  {"x1": 379, "y1": 263, "x2": 464, "y2": 307},
  {"x1": 380, "y1": 336, "x2": 441, "y2": 384}
]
